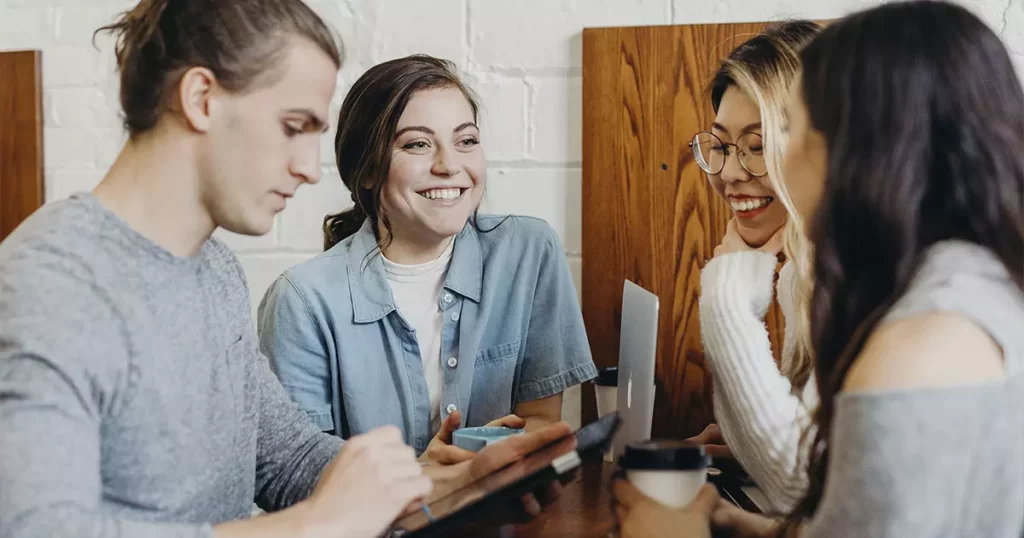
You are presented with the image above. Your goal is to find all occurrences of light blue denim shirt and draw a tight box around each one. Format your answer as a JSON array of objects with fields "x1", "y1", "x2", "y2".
[{"x1": 257, "y1": 215, "x2": 597, "y2": 453}]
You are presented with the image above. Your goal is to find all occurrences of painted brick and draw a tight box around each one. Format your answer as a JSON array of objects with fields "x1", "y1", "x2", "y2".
[
  {"x1": 469, "y1": 0, "x2": 667, "y2": 70},
  {"x1": 47, "y1": 88, "x2": 117, "y2": 129},
  {"x1": 277, "y1": 168, "x2": 354, "y2": 252},
  {"x1": 467, "y1": 73, "x2": 528, "y2": 161},
  {"x1": 480, "y1": 168, "x2": 582, "y2": 254},
  {"x1": 48, "y1": 169, "x2": 104, "y2": 202},
  {"x1": 236, "y1": 253, "x2": 318, "y2": 321},
  {"x1": 1001, "y1": 0, "x2": 1024, "y2": 56},
  {"x1": 213, "y1": 227, "x2": 278, "y2": 254},
  {"x1": 94, "y1": 128, "x2": 126, "y2": 169},
  {"x1": 52, "y1": 5, "x2": 122, "y2": 45},
  {"x1": 0, "y1": 7, "x2": 48, "y2": 51},
  {"x1": 42, "y1": 45, "x2": 111, "y2": 87},
  {"x1": 44, "y1": 128, "x2": 100, "y2": 169},
  {"x1": 528, "y1": 76, "x2": 581, "y2": 163},
  {"x1": 354, "y1": 0, "x2": 465, "y2": 65}
]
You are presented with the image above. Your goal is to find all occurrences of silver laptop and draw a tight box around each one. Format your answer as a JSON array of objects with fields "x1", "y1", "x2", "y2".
[{"x1": 611, "y1": 280, "x2": 660, "y2": 460}]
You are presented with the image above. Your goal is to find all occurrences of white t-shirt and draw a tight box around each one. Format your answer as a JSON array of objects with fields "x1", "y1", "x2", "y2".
[{"x1": 382, "y1": 239, "x2": 455, "y2": 434}]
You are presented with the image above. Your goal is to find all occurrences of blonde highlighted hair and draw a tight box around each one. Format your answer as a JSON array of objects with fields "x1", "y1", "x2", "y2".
[{"x1": 709, "y1": 20, "x2": 822, "y2": 392}]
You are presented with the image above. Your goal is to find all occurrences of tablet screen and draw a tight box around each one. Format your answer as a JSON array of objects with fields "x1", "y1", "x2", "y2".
[{"x1": 394, "y1": 413, "x2": 620, "y2": 535}]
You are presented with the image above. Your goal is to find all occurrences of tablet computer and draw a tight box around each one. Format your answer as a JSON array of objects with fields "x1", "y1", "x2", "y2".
[{"x1": 390, "y1": 413, "x2": 622, "y2": 537}]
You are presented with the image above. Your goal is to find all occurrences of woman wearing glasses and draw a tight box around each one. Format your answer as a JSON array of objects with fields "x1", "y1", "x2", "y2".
[{"x1": 687, "y1": 20, "x2": 822, "y2": 514}]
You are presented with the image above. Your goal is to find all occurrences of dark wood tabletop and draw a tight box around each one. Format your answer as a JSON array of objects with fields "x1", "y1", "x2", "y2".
[
  {"x1": 447, "y1": 458, "x2": 618, "y2": 538},
  {"x1": 439, "y1": 457, "x2": 763, "y2": 537}
]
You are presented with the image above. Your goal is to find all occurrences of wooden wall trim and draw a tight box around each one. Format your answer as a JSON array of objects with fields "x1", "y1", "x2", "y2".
[{"x1": 0, "y1": 50, "x2": 45, "y2": 242}]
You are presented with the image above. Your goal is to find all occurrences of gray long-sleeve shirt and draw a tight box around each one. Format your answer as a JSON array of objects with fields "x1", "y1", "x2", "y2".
[
  {"x1": 0, "y1": 193, "x2": 343, "y2": 538},
  {"x1": 805, "y1": 241, "x2": 1024, "y2": 537}
]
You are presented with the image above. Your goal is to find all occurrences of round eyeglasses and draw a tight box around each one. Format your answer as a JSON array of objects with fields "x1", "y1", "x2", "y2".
[{"x1": 689, "y1": 131, "x2": 767, "y2": 177}]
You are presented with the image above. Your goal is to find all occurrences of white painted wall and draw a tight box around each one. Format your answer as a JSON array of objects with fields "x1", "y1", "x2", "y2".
[{"x1": 2, "y1": 0, "x2": 1021, "y2": 427}]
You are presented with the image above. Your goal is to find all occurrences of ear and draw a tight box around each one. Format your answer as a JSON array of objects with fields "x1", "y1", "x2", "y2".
[{"x1": 176, "y1": 66, "x2": 218, "y2": 133}]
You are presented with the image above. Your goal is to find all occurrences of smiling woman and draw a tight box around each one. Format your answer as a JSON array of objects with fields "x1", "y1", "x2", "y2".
[
  {"x1": 256, "y1": 55, "x2": 598, "y2": 463},
  {"x1": 692, "y1": 20, "x2": 824, "y2": 514}
]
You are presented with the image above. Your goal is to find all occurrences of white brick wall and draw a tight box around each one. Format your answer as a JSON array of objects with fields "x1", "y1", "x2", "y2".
[{"x1": 2, "y1": 0, "x2": 1021, "y2": 427}]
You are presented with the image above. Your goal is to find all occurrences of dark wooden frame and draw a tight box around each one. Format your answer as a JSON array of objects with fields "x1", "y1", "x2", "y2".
[{"x1": 0, "y1": 50, "x2": 45, "y2": 242}]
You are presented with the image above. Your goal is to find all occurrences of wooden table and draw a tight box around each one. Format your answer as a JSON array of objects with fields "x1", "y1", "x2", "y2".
[
  {"x1": 447, "y1": 459, "x2": 618, "y2": 537},
  {"x1": 441, "y1": 458, "x2": 763, "y2": 537}
]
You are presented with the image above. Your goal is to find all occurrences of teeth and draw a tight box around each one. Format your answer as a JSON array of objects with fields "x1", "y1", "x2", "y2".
[
  {"x1": 730, "y1": 197, "x2": 772, "y2": 212},
  {"x1": 420, "y1": 188, "x2": 462, "y2": 200}
]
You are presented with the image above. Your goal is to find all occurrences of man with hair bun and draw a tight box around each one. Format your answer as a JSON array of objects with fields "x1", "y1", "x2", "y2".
[{"x1": 0, "y1": 2, "x2": 570, "y2": 537}]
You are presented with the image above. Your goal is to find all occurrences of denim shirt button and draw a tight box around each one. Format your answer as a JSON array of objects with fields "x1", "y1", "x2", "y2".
[
  {"x1": 446, "y1": 404, "x2": 457, "y2": 414},
  {"x1": 447, "y1": 357, "x2": 458, "y2": 368},
  {"x1": 450, "y1": 311, "x2": 460, "y2": 322}
]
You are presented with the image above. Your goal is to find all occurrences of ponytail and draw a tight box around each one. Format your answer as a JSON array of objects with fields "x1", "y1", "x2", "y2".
[
  {"x1": 323, "y1": 197, "x2": 367, "y2": 251},
  {"x1": 96, "y1": 0, "x2": 170, "y2": 64}
]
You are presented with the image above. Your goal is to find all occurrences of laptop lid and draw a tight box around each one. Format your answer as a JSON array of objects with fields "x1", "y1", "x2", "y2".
[{"x1": 612, "y1": 280, "x2": 659, "y2": 460}]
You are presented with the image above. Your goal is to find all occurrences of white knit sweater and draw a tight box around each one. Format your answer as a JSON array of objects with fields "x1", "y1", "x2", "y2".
[{"x1": 699, "y1": 250, "x2": 819, "y2": 513}]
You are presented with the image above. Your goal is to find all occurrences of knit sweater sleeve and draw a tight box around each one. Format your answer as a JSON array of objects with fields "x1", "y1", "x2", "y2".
[{"x1": 699, "y1": 251, "x2": 816, "y2": 513}]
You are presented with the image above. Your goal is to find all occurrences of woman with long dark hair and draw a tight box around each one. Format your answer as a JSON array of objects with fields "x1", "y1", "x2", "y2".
[{"x1": 612, "y1": 2, "x2": 1024, "y2": 536}]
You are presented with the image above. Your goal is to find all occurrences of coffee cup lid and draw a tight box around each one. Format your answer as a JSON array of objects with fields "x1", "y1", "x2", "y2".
[
  {"x1": 618, "y1": 440, "x2": 710, "y2": 471},
  {"x1": 593, "y1": 366, "x2": 618, "y2": 386}
]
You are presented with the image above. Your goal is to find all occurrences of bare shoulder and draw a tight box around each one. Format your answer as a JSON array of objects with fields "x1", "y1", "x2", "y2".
[{"x1": 842, "y1": 313, "x2": 1005, "y2": 393}]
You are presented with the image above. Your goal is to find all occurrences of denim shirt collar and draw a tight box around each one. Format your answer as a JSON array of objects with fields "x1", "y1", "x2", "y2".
[{"x1": 346, "y1": 218, "x2": 483, "y2": 323}]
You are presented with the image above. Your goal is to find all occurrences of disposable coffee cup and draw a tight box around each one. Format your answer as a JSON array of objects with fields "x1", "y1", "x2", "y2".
[
  {"x1": 591, "y1": 367, "x2": 619, "y2": 462},
  {"x1": 591, "y1": 366, "x2": 657, "y2": 417},
  {"x1": 591, "y1": 367, "x2": 657, "y2": 462},
  {"x1": 618, "y1": 440, "x2": 710, "y2": 509},
  {"x1": 593, "y1": 366, "x2": 619, "y2": 419}
]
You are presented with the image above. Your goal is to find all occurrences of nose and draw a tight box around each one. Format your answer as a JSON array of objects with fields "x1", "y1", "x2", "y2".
[
  {"x1": 719, "y1": 149, "x2": 750, "y2": 184},
  {"x1": 290, "y1": 140, "x2": 322, "y2": 185},
  {"x1": 431, "y1": 145, "x2": 463, "y2": 178}
]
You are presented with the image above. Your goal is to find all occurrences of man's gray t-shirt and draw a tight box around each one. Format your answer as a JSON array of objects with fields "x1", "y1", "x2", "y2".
[{"x1": 0, "y1": 193, "x2": 343, "y2": 537}]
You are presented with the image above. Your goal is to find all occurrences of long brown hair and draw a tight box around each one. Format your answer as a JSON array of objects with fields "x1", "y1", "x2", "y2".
[
  {"x1": 95, "y1": 0, "x2": 341, "y2": 137},
  {"x1": 709, "y1": 20, "x2": 823, "y2": 392},
  {"x1": 323, "y1": 55, "x2": 481, "y2": 252},
  {"x1": 783, "y1": 1, "x2": 1024, "y2": 531}
]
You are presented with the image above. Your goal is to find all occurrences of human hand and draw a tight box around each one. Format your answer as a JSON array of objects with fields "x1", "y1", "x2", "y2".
[
  {"x1": 425, "y1": 421, "x2": 575, "y2": 522},
  {"x1": 712, "y1": 498, "x2": 781, "y2": 538},
  {"x1": 419, "y1": 411, "x2": 527, "y2": 465},
  {"x1": 686, "y1": 423, "x2": 732, "y2": 461},
  {"x1": 714, "y1": 220, "x2": 784, "y2": 258},
  {"x1": 611, "y1": 479, "x2": 719, "y2": 538},
  {"x1": 303, "y1": 426, "x2": 431, "y2": 538}
]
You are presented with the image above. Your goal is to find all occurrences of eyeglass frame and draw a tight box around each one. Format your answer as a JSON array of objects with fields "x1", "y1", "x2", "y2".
[{"x1": 688, "y1": 131, "x2": 768, "y2": 178}]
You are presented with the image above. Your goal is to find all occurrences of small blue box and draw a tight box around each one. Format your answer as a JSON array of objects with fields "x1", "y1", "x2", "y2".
[{"x1": 452, "y1": 426, "x2": 525, "y2": 452}]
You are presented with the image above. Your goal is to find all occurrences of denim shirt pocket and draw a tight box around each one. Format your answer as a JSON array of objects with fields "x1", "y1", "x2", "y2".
[{"x1": 470, "y1": 339, "x2": 522, "y2": 423}]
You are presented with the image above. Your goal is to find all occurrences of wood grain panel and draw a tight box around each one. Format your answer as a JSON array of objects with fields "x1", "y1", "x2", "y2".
[
  {"x1": 0, "y1": 50, "x2": 44, "y2": 242},
  {"x1": 582, "y1": 23, "x2": 786, "y2": 439}
]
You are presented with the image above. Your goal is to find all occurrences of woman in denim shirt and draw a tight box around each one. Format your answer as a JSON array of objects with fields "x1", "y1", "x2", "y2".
[{"x1": 257, "y1": 55, "x2": 597, "y2": 464}]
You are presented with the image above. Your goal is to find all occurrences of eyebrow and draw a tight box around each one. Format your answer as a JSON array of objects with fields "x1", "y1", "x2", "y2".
[
  {"x1": 712, "y1": 121, "x2": 762, "y2": 136},
  {"x1": 395, "y1": 122, "x2": 479, "y2": 138},
  {"x1": 284, "y1": 108, "x2": 329, "y2": 133},
  {"x1": 395, "y1": 126, "x2": 435, "y2": 137}
]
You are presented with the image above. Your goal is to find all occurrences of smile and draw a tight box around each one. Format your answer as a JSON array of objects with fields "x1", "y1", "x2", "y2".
[
  {"x1": 729, "y1": 196, "x2": 773, "y2": 212},
  {"x1": 418, "y1": 188, "x2": 466, "y2": 201}
]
